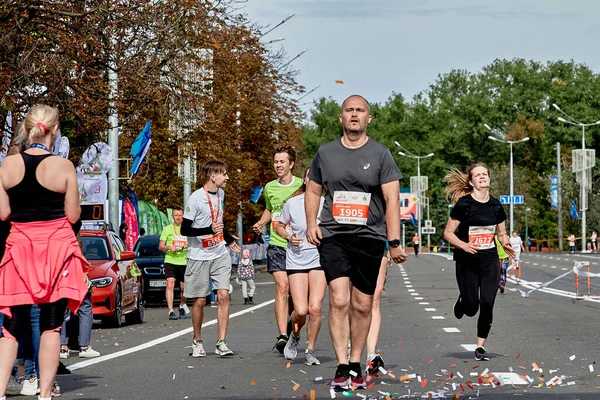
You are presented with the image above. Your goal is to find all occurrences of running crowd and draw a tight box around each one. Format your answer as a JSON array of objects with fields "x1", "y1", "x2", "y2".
[{"x1": 1, "y1": 95, "x2": 525, "y2": 398}]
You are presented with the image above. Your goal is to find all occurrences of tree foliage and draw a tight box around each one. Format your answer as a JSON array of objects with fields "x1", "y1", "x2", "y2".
[
  {"x1": 302, "y1": 59, "x2": 600, "y2": 248},
  {"x1": 1, "y1": 0, "x2": 303, "y2": 231}
]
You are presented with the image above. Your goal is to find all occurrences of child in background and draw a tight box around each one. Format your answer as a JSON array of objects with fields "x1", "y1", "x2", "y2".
[
  {"x1": 568, "y1": 234, "x2": 576, "y2": 254},
  {"x1": 237, "y1": 249, "x2": 256, "y2": 305}
]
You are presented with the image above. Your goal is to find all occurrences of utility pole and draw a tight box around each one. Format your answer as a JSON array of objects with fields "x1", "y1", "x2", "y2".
[{"x1": 557, "y1": 142, "x2": 563, "y2": 251}]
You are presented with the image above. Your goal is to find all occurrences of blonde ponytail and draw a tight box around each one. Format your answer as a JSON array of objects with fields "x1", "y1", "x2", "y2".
[
  {"x1": 24, "y1": 104, "x2": 59, "y2": 143},
  {"x1": 444, "y1": 168, "x2": 472, "y2": 205},
  {"x1": 444, "y1": 162, "x2": 490, "y2": 205}
]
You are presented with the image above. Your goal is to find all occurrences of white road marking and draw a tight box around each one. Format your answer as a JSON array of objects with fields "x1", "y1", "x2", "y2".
[
  {"x1": 551, "y1": 266, "x2": 557, "y2": 269},
  {"x1": 408, "y1": 289, "x2": 415, "y2": 292},
  {"x1": 461, "y1": 344, "x2": 477, "y2": 351},
  {"x1": 443, "y1": 327, "x2": 460, "y2": 333},
  {"x1": 67, "y1": 299, "x2": 276, "y2": 372},
  {"x1": 415, "y1": 297, "x2": 424, "y2": 300},
  {"x1": 533, "y1": 263, "x2": 539, "y2": 265},
  {"x1": 432, "y1": 316, "x2": 445, "y2": 320},
  {"x1": 419, "y1": 302, "x2": 429, "y2": 305},
  {"x1": 424, "y1": 308, "x2": 436, "y2": 311},
  {"x1": 410, "y1": 293, "x2": 419, "y2": 296},
  {"x1": 542, "y1": 264, "x2": 547, "y2": 267},
  {"x1": 561, "y1": 268, "x2": 568, "y2": 271},
  {"x1": 406, "y1": 285, "x2": 413, "y2": 288}
]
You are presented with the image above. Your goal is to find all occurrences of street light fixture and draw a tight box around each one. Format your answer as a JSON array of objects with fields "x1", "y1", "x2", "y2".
[
  {"x1": 485, "y1": 124, "x2": 529, "y2": 235},
  {"x1": 263, "y1": 37, "x2": 285, "y2": 45},
  {"x1": 260, "y1": 13, "x2": 295, "y2": 38},
  {"x1": 554, "y1": 103, "x2": 600, "y2": 252},
  {"x1": 281, "y1": 48, "x2": 308, "y2": 69},
  {"x1": 396, "y1": 147, "x2": 434, "y2": 253}
]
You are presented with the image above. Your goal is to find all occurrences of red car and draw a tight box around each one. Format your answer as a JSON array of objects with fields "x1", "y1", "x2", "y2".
[{"x1": 81, "y1": 225, "x2": 144, "y2": 327}]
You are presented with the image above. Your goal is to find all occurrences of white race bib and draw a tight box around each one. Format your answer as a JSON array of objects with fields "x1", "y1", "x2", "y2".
[
  {"x1": 332, "y1": 191, "x2": 371, "y2": 225},
  {"x1": 468, "y1": 225, "x2": 496, "y2": 250}
]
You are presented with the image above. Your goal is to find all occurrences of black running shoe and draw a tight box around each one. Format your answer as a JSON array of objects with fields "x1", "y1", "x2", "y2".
[
  {"x1": 365, "y1": 353, "x2": 385, "y2": 375},
  {"x1": 330, "y1": 364, "x2": 350, "y2": 390},
  {"x1": 272, "y1": 334, "x2": 288, "y2": 354},
  {"x1": 474, "y1": 346, "x2": 490, "y2": 361},
  {"x1": 349, "y1": 362, "x2": 366, "y2": 389},
  {"x1": 453, "y1": 296, "x2": 464, "y2": 319}
]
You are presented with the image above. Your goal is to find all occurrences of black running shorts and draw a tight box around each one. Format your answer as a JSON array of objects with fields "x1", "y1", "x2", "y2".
[
  {"x1": 165, "y1": 263, "x2": 186, "y2": 284},
  {"x1": 318, "y1": 234, "x2": 386, "y2": 295},
  {"x1": 267, "y1": 245, "x2": 287, "y2": 273}
]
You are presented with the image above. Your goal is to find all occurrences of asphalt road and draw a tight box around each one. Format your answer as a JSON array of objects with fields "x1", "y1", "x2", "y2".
[{"x1": 53, "y1": 252, "x2": 600, "y2": 399}]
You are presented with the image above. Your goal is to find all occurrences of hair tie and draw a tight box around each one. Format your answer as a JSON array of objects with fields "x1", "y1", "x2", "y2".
[{"x1": 35, "y1": 122, "x2": 47, "y2": 131}]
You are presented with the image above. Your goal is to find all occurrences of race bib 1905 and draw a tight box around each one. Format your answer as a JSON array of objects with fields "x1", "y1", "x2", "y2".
[
  {"x1": 468, "y1": 225, "x2": 496, "y2": 250},
  {"x1": 332, "y1": 191, "x2": 371, "y2": 225}
]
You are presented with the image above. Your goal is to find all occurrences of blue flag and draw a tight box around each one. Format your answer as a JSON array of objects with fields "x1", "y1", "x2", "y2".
[
  {"x1": 250, "y1": 186, "x2": 264, "y2": 203},
  {"x1": 570, "y1": 200, "x2": 579, "y2": 220},
  {"x1": 410, "y1": 212, "x2": 418, "y2": 227},
  {"x1": 130, "y1": 121, "x2": 151, "y2": 175}
]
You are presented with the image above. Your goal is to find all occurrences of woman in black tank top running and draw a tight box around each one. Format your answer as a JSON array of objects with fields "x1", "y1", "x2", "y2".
[{"x1": 0, "y1": 105, "x2": 88, "y2": 400}]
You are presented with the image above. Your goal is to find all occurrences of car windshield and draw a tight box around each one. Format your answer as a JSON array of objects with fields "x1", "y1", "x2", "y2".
[
  {"x1": 134, "y1": 236, "x2": 164, "y2": 258},
  {"x1": 81, "y1": 236, "x2": 111, "y2": 261}
]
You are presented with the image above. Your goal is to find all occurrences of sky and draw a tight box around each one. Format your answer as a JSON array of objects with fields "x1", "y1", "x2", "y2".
[{"x1": 239, "y1": 0, "x2": 600, "y2": 117}]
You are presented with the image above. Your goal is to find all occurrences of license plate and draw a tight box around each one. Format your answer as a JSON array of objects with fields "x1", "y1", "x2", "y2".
[{"x1": 149, "y1": 280, "x2": 166, "y2": 288}]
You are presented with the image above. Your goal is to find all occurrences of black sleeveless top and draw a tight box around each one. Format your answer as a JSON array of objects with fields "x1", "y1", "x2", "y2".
[{"x1": 7, "y1": 153, "x2": 66, "y2": 222}]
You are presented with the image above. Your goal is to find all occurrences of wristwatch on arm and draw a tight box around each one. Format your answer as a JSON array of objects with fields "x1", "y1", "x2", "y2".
[{"x1": 388, "y1": 239, "x2": 401, "y2": 248}]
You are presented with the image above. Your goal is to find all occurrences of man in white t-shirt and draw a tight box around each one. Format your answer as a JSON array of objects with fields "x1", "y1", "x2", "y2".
[{"x1": 181, "y1": 160, "x2": 241, "y2": 358}]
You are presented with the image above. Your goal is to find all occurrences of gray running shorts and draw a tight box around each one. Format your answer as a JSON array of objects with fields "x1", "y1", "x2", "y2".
[{"x1": 184, "y1": 253, "x2": 232, "y2": 298}]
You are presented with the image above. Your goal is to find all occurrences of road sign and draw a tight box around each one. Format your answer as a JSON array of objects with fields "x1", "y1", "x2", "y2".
[
  {"x1": 499, "y1": 195, "x2": 524, "y2": 205},
  {"x1": 422, "y1": 227, "x2": 436, "y2": 234}
]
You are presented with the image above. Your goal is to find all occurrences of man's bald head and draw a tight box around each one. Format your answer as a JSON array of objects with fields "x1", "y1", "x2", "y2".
[{"x1": 341, "y1": 94, "x2": 370, "y2": 114}]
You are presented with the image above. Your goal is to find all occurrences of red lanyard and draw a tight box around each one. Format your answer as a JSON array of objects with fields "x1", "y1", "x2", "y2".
[{"x1": 203, "y1": 187, "x2": 221, "y2": 223}]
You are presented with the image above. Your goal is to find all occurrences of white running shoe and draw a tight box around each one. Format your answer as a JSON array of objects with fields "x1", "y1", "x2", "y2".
[
  {"x1": 20, "y1": 376, "x2": 38, "y2": 396},
  {"x1": 284, "y1": 334, "x2": 300, "y2": 360},
  {"x1": 79, "y1": 346, "x2": 101, "y2": 358},
  {"x1": 215, "y1": 340, "x2": 234, "y2": 356},
  {"x1": 192, "y1": 340, "x2": 206, "y2": 357}
]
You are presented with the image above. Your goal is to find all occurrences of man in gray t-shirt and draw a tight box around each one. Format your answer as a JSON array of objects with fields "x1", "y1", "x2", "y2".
[{"x1": 305, "y1": 94, "x2": 407, "y2": 390}]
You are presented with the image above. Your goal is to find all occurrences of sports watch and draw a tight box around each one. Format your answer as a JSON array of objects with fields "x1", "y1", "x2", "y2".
[{"x1": 388, "y1": 239, "x2": 401, "y2": 248}]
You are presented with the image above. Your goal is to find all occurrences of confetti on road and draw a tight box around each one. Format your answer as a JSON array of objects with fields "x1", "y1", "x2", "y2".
[
  {"x1": 516, "y1": 353, "x2": 520, "y2": 359},
  {"x1": 590, "y1": 365, "x2": 595, "y2": 372},
  {"x1": 286, "y1": 362, "x2": 291, "y2": 369},
  {"x1": 315, "y1": 377, "x2": 323, "y2": 382},
  {"x1": 398, "y1": 338, "x2": 403, "y2": 346},
  {"x1": 310, "y1": 389, "x2": 316, "y2": 400},
  {"x1": 293, "y1": 383, "x2": 300, "y2": 391},
  {"x1": 570, "y1": 355, "x2": 576, "y2": 361},
  {"x1": 335, "y1": 80, "x2": 344, "y2": 84},
  {"x1": 172, "y1": 374, "x2": 176, "y2": 380},
  {"x1": 250, "y1": 380, "x2": 256, "y2": 385}
]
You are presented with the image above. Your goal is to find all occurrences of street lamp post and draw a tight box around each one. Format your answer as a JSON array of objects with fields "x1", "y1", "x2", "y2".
[
  {"x1": 553, "y1": 103, "x2": 600, "y2": 253},
  {"x1": 395, "y1": 143, "x2": 434, "y2": 254},
  {"x1": 485, "y1": 124, "x2": 529, "y2": 234}
]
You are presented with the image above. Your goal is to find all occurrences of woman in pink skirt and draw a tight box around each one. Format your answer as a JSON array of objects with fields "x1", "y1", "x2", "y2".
[{"x1": 0, "y1": 105, "x2": 88, "y2": 400}]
